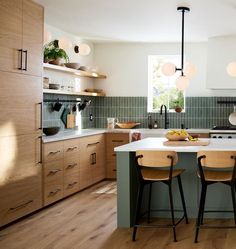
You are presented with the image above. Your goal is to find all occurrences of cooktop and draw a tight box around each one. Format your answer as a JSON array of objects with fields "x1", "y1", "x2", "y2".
[{"x1": 212, "y1": 126, "x2": 236, "y2": 130}]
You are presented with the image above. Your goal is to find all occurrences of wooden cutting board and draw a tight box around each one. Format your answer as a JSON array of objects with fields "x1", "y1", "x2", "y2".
[
  {"x1": 163, "y1": 140, "x2": 210, "y2": 146},
  {"x1": 66, "y1": 114, "x2": 75, "y2": 128}
]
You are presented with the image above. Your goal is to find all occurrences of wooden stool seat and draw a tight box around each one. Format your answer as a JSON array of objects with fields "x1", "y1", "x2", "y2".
[
  {"x1": 197, "y1": 170, "x2": 232, "y2": 182},
  {"x1": 142, "y1": 168, "x2": 185, "y2": 181}
]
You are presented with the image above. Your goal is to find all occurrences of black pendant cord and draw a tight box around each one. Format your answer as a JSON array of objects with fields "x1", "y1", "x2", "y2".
[
  {"x1": 176, "y1": 7, "x2": 190, "y2": 75},
  {"x1": 181, "y1": 9, "x2": 184, "y2": 76}
]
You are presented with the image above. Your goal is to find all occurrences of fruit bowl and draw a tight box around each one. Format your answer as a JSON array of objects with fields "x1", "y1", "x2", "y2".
[
  {"x1": 116, "y1": 122, "x2": 140, "y2": 129},
  {"x1": 165, "y1": 130, "x2": 189, "y2": 141}
]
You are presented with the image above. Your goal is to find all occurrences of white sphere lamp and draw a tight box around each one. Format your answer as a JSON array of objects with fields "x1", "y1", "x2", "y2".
[
  {"x1": 184, "y1": 62, "x2": 197, "y2": 78},
  {"x1": 176, "y1": 76, "x2": 189, "y2": 91},
  {"x1": 161, "y1": 62, "x2": 176, "y2": 76},
  {"x1": 227, "y1": 61, "x2": 236, "y2": 77}
]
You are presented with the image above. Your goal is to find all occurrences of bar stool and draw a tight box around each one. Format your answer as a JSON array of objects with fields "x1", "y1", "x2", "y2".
[
  {"x1": 132, "y1": 150, "x2": 188, "y2": 242},
  {"x1": 195, "y1": 151, "x2": 236, "y2": 243}
]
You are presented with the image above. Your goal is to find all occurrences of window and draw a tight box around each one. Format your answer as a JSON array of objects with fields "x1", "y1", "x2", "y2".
[{"x1": 148, "y1": 55, "x2": 185, "y2": 112}]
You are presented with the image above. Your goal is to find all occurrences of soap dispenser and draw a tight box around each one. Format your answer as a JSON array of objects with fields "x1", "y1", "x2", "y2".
[{"x1": 153, "y1": 120, "x2": 159, "y2": 129}]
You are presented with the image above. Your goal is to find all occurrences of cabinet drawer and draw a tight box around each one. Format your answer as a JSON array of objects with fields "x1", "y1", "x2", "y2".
[
  {"x1": 43, "y1": 141, "x2": 64, "y2": 162},
  {"x1": 44, "y1": 160, "x2": 63, "y2": 184},
  {"x1": 106, "y1": 162, "x2": 117, "y2": 179},
  {"x1": 0, "y1": 175, "x2": 42, "y2": 226},
  {"x1": 106, "y1": 133, "x2": 129, "y2": 146},
  {"x1": 64, "y1": 157, "x2": 79, "y2": 176},
  {"x1": 64, "y1": 139, "x2": 79, "y2": 157},
  {"x1": 63, "y1": 174, "x2": 79, "y2": 197},
  {"x1": 44, "y1": 183, "x2": 63, "y2": 206}
]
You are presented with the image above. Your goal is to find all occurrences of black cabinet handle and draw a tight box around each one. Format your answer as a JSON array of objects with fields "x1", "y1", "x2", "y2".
[
  {"x1": 9, "y1": 200, "x2": 33, "y2": 211},
  {"x1": 23, "y1": 50, "x2": 27, "y2": 71},
  {"x1": 38, "y1": 102, "x2": 42, "y2": 130},
  {"x1": 87, "y1": 142, "x2": 100, "y2": 147},
  {"x1": 37, "y1": 136, "x2": 42, "y2": 164},
  {"x1": 18, "y1": 49, "x2": 23, "y2": 70}
]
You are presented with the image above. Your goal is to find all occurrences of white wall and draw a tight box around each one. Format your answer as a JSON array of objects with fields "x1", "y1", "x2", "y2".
[
  {"x1": 94, "y1": 42, "x2": 236, "y2": 96},
  {"x1": 44, "y1": 24, "x2": 95, "y2": 91}
]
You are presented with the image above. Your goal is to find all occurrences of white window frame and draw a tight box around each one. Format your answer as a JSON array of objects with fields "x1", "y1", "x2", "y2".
[{"x1": 148, "y1": 55, "x2": 185, "y2": 113}]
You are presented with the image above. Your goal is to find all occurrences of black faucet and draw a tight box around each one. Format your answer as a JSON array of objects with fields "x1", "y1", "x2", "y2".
[{"x1": 160, "y1": 104, "x2": 169, "y2": 129}]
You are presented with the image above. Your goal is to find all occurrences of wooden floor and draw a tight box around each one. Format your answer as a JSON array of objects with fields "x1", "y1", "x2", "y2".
[{"x1": 1, "y1": 181, "x2": 236, "y2": 249}]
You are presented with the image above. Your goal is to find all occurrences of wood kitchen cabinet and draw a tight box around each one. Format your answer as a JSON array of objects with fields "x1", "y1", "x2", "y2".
[
  {"x1": 0, "y1": 133, "x2": 42, "y2": 226},
  {"x1": 80, "y1": 134, "x2": 105, "y2": 189},
  {"x1": 0, "y1": 0, "x2": 43, "y2": 76},
  {"x1": 106, "y1": 133, "x2": 129, "y2": 179}
]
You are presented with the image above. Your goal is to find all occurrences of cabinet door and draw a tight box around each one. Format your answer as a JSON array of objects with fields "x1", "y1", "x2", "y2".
[
  {"x1": 22, "y1": 0, "x2": 43, "y2": 77},
  {"x1": 106, "y1": 133, "x2": 129, "y2": 178},
  {"x1": 0, "y1": 0, "x2": 23, "y2": 73},
  {"x1": 0, "y1": 72, "x2": 42, "y2": 137},
  {"x1": 0, "y1": 133, "x2": 42, "y2": 226},
  {"x1": 91, "y1": 135, "x2": 105, "y2": 184}
]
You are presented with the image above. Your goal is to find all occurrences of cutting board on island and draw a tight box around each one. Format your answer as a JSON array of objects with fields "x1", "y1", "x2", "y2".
[{"x1": 163, "y1": 140, "x2": 210, "y2": 146}]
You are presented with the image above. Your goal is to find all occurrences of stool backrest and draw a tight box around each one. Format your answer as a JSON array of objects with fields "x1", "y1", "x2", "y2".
[
  {"x1": 197, "y1": 151, "x2": 236, "y2": 168},
  {"x1": 136, "y1": 150, "x2": 178, "y2": 167}
]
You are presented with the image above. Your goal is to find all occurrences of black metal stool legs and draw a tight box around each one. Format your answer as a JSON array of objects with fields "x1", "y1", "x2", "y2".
[
  {"x1": 168, "y1": 182, "x2": 177, "y2": 242},
  {"x1": 147, "y1": 183, "x2": 152, "y2": 223},
  {"x1": 177, "y1": 175, "x2": 189, "y2": 224},
  {"x1": 195, "y1": 184, "x2": 207, "y2": 243},
  {"x1": 132, "y1": 183, "x2": 144, "y2": 241},
  {"x1": 230, "y1": 182, "x2": 236, "y2": 225}
]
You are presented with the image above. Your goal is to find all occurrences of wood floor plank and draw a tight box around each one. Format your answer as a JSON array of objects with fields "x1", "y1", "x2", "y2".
[{"x1": 1, "y1": 181, "x2": 236, "y2": 249}]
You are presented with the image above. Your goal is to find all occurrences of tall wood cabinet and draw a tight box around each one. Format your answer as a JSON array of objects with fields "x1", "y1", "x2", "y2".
[{"x1": 0, "y1": 0, "x2": 43, "y2": 227}]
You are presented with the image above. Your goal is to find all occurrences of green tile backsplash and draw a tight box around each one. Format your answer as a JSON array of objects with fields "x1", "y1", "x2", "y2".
[{"x1": 43, "y1": 95, "x2": 235, "y2": 129}]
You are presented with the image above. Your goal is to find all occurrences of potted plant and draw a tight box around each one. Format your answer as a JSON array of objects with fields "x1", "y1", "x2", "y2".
[
  {"x1": 174, "y1": 100, "x2": 183, "y2": 113},
  {"x1": 43, "y1": 40, "x2": 69, "y2": 65}
]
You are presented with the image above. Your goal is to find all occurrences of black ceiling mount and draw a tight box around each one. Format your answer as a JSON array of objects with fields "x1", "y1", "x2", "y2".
[
  {"x1": 177, "y1": 6, "x2": 190, "y2": 12},
  {"x1": 74, "y1": 45, "x2": 79, "y2": 53}
]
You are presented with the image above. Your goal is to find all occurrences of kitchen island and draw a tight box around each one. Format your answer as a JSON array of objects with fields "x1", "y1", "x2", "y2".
[{"x1": 115, "y1": 137, "x2": 236, "y2": 228}]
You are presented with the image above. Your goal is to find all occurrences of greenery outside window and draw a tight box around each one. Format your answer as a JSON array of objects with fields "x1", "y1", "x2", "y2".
[{"x1": 148, "y1": 55, "x2": 185, "y2": 112}]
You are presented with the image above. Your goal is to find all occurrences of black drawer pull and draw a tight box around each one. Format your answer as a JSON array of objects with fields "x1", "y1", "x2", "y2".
[
  {"x1": 49, "y1": 189, "x2": 61, "y2": 196},
  {"x1": 67, "y1": 163, "x2": 77, "y2": 169},
  {"x1": 112, "y1": 140, "x2": 124, "y2": 143},
  {"x1": 48, "y1": 169, "x2": 62, "y2": 175},
  {"x1": 112, "y1": 153, "x2": 116, "y2": 157},
  {"x1": 23, "y1": 50, "x2": 27, "y2": 71},
  {"x1": 68, "y1": 182, "x2": 78, "y2": 188},
  {"x1": 112, "y1": 169, "x2": 117, "y2": 172},
  {"x1": 18, "y1": 49, "x2": 23, "y2": 70},
  {"x1": 66, "y1": 146, "x2": 78, "y2": 151},
  {"x1": 48, "y1": 150, "x2": 61, "y2": 155},
  {"x1": 9, "y1": 200, "x2": 33, "y2": 211},
  {"x1": 87, "y1": 142, "x2": 100, "y2": 146}
]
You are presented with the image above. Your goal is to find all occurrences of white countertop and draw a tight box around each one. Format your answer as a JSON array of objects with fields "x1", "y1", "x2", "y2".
[
  {"x1": 42, "y1": 128, "x2": 211, "y2": 143},
  {"x1": 114, "y1": 137, "x2": 236, "y2": 153}
]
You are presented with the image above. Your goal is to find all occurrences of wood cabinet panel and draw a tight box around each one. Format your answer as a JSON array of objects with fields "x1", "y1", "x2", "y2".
[
  {"x1": 0, "y1": 72, "x2": 42, "y2": 137},
  {"x1": 106, "y1": 133, "x2": 129, "y2": 178},
  {"x1": 44, "y1": 160, "x2": 63, "y2": 184},
  {"x1": 0, "y1": 133, "x2": 42, "y2": 226},
  {"x1": 64, "y1": 157, "x2": 79, "y2": 176},
  {"x1": 63, "y1": 174, "x2": 79, "y2": 197},
  {"x1": 43, "y1": 141, "x2": 64, "y2": 163},
  {"x1": 44, "y1": 182, "x2": 63, "y2": 206},
  {"x1": 0, "y1": 174, "x2": 42, "y2": 226},
  {"x1": 64, "y1": 139, "x2": 80, "y2": 158},
  {"x1": 0, "y1": 0, "x2": 22, "y2": 73},
  {"x1": 22, "y1": 0, "x2": 43, "y2": 77}
]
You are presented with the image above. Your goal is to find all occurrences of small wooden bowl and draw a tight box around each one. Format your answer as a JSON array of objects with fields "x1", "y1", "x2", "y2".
[
  {"x1": 165, "y1": 133, "x2": 188, "y2": 141},
  {"x1": 116, "y1": 122, "x2": 140, "y2": 129}
]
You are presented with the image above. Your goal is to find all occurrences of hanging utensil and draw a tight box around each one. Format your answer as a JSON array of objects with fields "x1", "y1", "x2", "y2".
[{"x1": 229, "y1": 105, "x2": 236, "y2": 125}]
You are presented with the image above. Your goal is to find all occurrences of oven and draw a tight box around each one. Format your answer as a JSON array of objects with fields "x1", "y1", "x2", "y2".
[{"x1": 210, "y1": 126, "x2": 236, "y2": 139}]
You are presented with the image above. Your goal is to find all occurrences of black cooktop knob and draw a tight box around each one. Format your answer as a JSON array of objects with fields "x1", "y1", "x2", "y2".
[
  {"x1": 228, "y1": 136, "x2": 232, "y2": 139},
  {"x1": 218, "y1": 136, "x2": 222, "y2": 138},
  {"x1": 212, "y1": 136, "x2": 217, "y2": 138}
]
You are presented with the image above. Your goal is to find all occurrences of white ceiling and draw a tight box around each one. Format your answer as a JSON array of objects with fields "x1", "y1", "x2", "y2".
[{"x1": 35, "y1": 0, "x2": 236, "y2": 42}]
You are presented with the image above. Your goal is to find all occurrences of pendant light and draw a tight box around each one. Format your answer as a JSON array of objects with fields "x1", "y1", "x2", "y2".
[{"x1": 161, "y1": 6, "x2": 196, "y2": 91}]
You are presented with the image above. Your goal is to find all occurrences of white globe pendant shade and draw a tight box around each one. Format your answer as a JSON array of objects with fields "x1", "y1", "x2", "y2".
[
  {"x1": 161, "y1": 62, "x2": 176, "y2": 76},
  {"x1": 184, "y1": 62, "x2": 197, "y2": 78},
  {"x1": 78, "y1": 43, "x2": 91, "y2": 56},
  {"x1": 176, "y1": 76, "x2": 189, "y2": 91},
  {"x1": 59, "y1": 37, "x2": 72, "y2": 51},
  {"x1": 43, "y1": 27, "x2": 52, "y2": 44},
  {"x1": 226, "y1": 61, "x2": 236, "y2": 77}
]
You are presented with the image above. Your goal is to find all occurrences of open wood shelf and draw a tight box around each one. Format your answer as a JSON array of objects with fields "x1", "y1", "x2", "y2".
[
  {"x1": 43, "y1": 89, "x2": 106, "y2": 97},
  {"x1": 43, "y1": 63, "x2": 106, "y2": 79}
]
